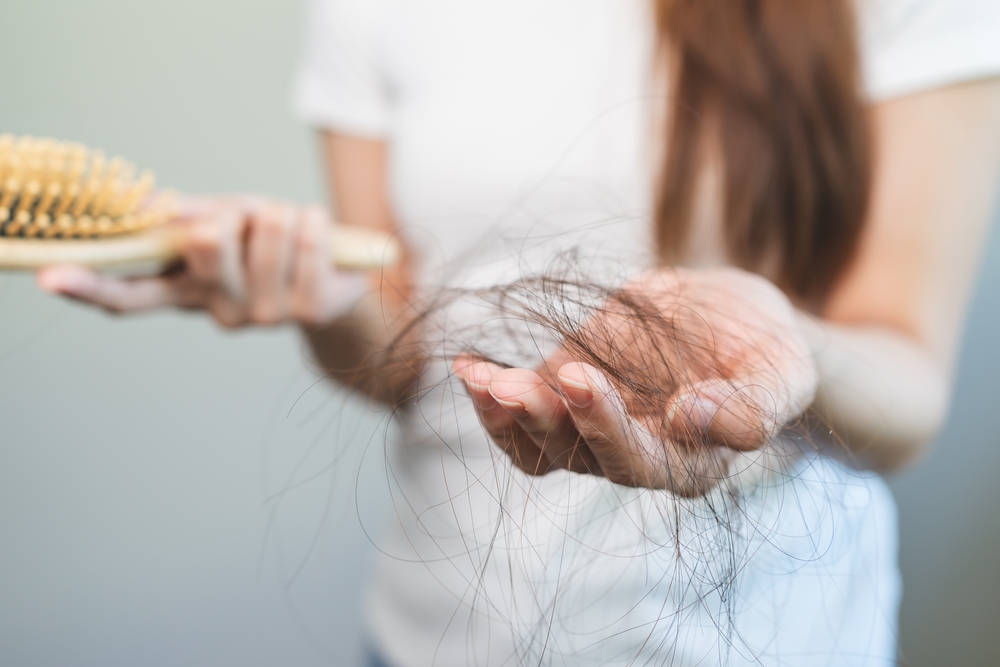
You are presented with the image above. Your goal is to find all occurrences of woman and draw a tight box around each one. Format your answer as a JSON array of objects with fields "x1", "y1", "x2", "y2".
[{"x1": 38, "y1": 0, "x2": 1000, "y2": 665}]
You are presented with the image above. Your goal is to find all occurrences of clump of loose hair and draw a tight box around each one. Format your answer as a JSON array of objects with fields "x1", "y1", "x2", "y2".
[
  {"x1": 387, "y1": 249, "x2": 818, "y2": 495},
  {"x1": 286, "y1": 247, "x2": 882, "y2": 667},
  {"x1": 344, "y1": 251, "x2": 854, "y2": 667}
]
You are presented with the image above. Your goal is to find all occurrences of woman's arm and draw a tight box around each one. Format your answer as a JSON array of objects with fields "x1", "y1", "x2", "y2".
[
  {"x1": 453, "y1": 78, "x2": 1000, "y2": 490},
  {"x1": 302, "y1": 131, "x2": 421, "y2": 404},
  {"x1": 35, "y1": 130, "x2": 421, "y2": 406},
  {"x1": 812, "y1": 77, "x2": 1000, "y2": 471}
]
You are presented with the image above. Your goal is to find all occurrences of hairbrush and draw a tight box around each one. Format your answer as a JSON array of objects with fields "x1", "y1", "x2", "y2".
[{"x1": 0, "y1": 135, "x2": 400, "y2": 272}]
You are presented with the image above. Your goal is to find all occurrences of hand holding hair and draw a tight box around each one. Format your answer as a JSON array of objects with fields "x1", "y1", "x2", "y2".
[
  {"x1": 37, "y1": 195, "x2": 380, "y2": 328},
  {"x1": 454, "y1": 267, "x2": 817, "y2": 496}
]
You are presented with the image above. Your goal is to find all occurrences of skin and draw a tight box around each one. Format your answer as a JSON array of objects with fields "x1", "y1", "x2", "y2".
[
  {"x1": 454, "y1": 267, "x2": 818, "y2": 496},
  {"x1": 37, "y1": 77, "x2": 1000, "y2": 488}
]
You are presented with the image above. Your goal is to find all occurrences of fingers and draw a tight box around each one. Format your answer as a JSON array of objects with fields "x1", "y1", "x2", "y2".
[
  {"x1": 668, "y1": 380, "x2": 772, "y2": 451},
  {"x1": 289, "y1": 206, "x2": 329, "y2": 322},
  {"x1": 288, "y1": 206, "x2": 367, "y2": 324},
  {"x1": 183, "y1": 200, "x2": 305, "y2": 325},
  {"x1": 556, "y1": 362, "x2": 660, "y2": 486},
  {"x1": 183, "y1": 201, "x2": 365, "y2": 327},
  {"x1": 185, "y1": 214, "x2": 244, "y2": 299},
  {"x1": 669, "y1": 331, "x2": 817, "y2": 452},
  {"x1": 183, "y1": 210, "x2": 250, "y2": 326},
  {"x1": 36, "y1": 198, "x2": 360, "y2": 328},
  {"x1": 246, "y1": 203, "x2": 298, "y2": 323},
  {"x1": 557, "y1": 362, "x2": 731, "y2": 495},
  {"x1": 453, "y1": 357, "x2": 552, "y2": 476},
  {"x1": 37, "y1": 265, "x2": 172, "y2": 313},
  {"x1": 456, "y1": 355, "x2": 731, "y2": 492},
  {"x1": 487, "y1": 368, "x2": 601, "y2": 475}
]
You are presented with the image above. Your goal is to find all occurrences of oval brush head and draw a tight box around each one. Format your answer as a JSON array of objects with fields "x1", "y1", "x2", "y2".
[{"x1": 0, "y1": 135, "x2": 399, "y2": 272}]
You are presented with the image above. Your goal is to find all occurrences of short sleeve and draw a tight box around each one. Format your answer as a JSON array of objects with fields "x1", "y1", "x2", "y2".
[
  {"x1": 858, "y1": 0, "x2": 1000, "y2": 101},
  {"x1": 292, "y1": 0, "x2": 390, "y2": 137}
]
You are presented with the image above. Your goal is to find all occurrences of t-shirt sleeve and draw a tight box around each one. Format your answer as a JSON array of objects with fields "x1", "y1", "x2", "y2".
[
  {"x1": 292, "y1": 0, "x2": 390, "y2": 137},
  {"x1": 858, "y1": 0, "x2": 1000, "y2": 101}
]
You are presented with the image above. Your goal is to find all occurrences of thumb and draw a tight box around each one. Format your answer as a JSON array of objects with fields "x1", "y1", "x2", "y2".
[
  {"x1": 37, "y1": 264, "x2": 172, "y2": 313},
  {"x1": 669, "y1": 378, "x2": 781, "y2": 451},
  {"x1": 37, "y1": 264, "x2": 100, "y2": 297}
]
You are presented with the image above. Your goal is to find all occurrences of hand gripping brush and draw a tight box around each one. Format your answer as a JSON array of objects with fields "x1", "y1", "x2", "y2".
[{"x1": 0, "y1": 135, "x2": 400, "y2": 273}]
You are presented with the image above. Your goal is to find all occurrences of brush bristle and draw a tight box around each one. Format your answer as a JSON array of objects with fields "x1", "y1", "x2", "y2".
[{"x1": 0, "y1": 135, "x2": 172, "y2": 239}]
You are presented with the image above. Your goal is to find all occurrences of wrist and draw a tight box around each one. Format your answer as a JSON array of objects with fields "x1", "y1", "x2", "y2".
[
  {"x1": 295, "y1": 270, "x2": 373, "y2": 328},
  {"x1": 792, "y1": 310, "x2": 949, "y2": 471}
]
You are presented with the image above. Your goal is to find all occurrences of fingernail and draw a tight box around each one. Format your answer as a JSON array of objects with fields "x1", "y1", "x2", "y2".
[
  {"x1": 489, "y1": 394, "x2": 528, "y2": 417},
  {"x1": 558, "y1": 375, "x2": 593, "y2": 408}
]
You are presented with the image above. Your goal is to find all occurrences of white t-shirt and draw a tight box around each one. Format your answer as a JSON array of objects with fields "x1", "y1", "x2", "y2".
[{"x1": 293, "y1": 2, "x2": 1000, "y2": 666}]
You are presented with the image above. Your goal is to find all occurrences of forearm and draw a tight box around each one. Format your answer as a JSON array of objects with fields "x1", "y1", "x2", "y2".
[
  {"x1": 797, "y1": 313, "x2": 950, "y2": 472},
  {"x1": 798, "y1": 81, "x2": 1000, "y2": 472},
  {"x1": 304, "y1": 277, "x2": 424, "y2": 406},
  {"x1": 306, "y1": 131, "x2": 427, "y2": 405}
]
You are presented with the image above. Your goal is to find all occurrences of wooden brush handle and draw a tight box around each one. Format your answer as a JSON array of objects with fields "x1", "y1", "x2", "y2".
[{"x1": 0, "y1": 225, "x2": 400, "y2": 272}]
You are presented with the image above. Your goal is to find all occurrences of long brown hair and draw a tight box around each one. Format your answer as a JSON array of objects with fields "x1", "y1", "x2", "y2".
[{"x1": 655, "y1": 0, "x2": 871, "y2": 306}]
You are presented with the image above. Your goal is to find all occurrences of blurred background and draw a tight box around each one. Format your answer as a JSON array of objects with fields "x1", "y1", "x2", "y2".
[{"x1": 0, "y1": 1, "x2": 997, "y2": 665}]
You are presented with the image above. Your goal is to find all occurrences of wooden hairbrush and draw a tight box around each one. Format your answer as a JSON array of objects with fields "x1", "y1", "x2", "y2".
[{"x1": 0, "y1": 135, "x2": 400, "y2": 272}]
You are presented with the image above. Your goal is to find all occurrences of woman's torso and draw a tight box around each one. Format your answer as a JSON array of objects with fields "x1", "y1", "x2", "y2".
[{"x1": 354, "y1": 3, "x2": 902, "y2": 666}]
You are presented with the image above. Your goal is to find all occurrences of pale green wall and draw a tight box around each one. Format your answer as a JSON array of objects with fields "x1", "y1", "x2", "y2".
[
  {"x1": 0, "y1": 2, "x2": 389, "y2": 666},
  {"x1": 0, "y1": 1, "x2": 997, "y2": 665}
]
